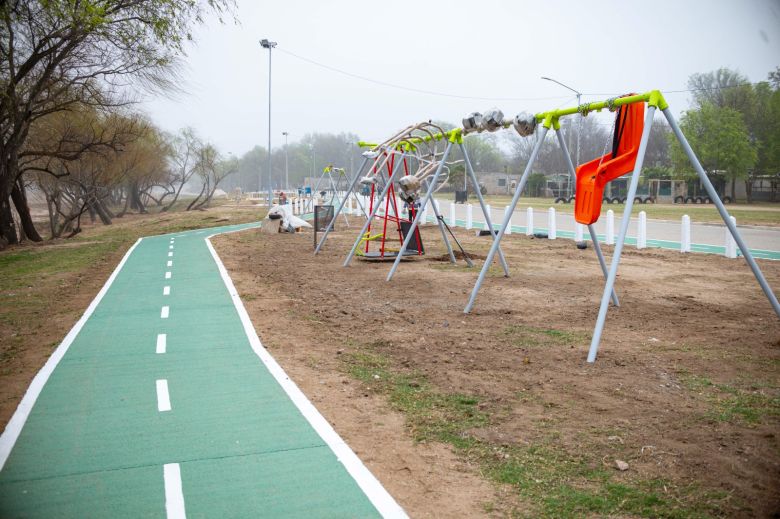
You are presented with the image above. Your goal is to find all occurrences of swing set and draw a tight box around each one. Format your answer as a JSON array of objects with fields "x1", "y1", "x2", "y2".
[{"x1": 462, "y1": 89, "x2": 780, "y2": 362}]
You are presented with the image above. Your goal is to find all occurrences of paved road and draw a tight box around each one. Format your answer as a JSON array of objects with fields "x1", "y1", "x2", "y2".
[{"x1": 0, "y1": 223, "x2": 405, "y2": 518}]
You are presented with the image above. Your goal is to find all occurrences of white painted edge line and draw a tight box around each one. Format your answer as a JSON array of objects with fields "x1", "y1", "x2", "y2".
[
  {"x1": 156, "y1": 379, "x2": 172, "y2": 412},
  {"x1": 205, "y1": 232, "x2": 408, "y2": 519},
  {"x1": 161, "y1": 306, "x2": 170, "y2": 319},
  {"x1": 163, "y1": 463, "x2": 187, "y2": 519},
  {"x1": 165, "y1": 271, "x2": 172, "y2": 279},
  {"x1": 167, "y1": 260, "x2": 173, "y2": 267},
  {"x1": 163, "y1": 286, "x2": 171, "y2": 296},
  {"x1": 0, "y1": 238, "x2": 143, "y2": 470},
  {"x1": 156, "y1": 334, "x2": 167, "y2": 354}
]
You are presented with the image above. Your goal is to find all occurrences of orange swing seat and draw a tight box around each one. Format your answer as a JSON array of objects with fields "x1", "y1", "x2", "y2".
[{"x1": 574, "y1": 100, "x2": 645, "y2": 225}]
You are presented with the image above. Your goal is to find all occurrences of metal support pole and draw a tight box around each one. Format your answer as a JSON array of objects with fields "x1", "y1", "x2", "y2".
[
  {"x1": 387, "y1": 142, "x2": 454, "y2": 281},
  {"x1": 663, "y1": 108, "x2": 780, "y2": 318},
  {"x1": 574, "y1": 92, "x2": 581, "y2": 199},
  {"x1": 587, "y1": 106, "x2": 656, "y2": 363},
  {"x1": 430, "y1": 197, "x2": 457, "y2": 264},
  {"x1": 556, "y1": 129, "x2": 619, "y2": 306},
  {"x1": 465, "y1": 125, "x2": 549, "y2": 313},
  {"x1": 266, "y1": 46, "x2": 273, "y2": 207},
  {"x1": 588, "y1": 225, "x2": 619, "y2": 307},
  {"x1": 460, "y1": 142, "x2": 510, "y2": 276},
  {"x1": 343, "y1": 155, "x2": 405, "y2": 266},
  {"x1": 314, "y1": 157, "x2": 369, "y2": 254}
]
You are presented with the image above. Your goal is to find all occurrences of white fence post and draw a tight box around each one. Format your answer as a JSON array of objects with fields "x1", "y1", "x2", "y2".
[
  {"x1": 548, "y1": 207, "x2": 557, "y2": 239},
  {"x1": 575, "y1": 222, "x2": 584, "y2": 242},
  {"x1": 434, "y1": 199, "x2": 441, "y2": 222},
  {"x1": 725, "y1": 216, "x2": 737, "y2": 258},
  {"x1": 450, "y1": 202, "x2": 456, "y2": 226},
  {"x1": 637, "y1": 211, "x2": 647, "y2": 249},
  {"x1": 606, "y1": 209, "x2": 615, "y2": 245},
  {"x1": 484, "y1": 204, "x2": 491, "y2": 230},
  {"x1": 466, "y1": 204, "x2": 473, "y2": 229},
  {"x1": 526, "y1": 207, "x2": 534, "y2": 236},
  {"x1": 505, "y1": 206, "x2": 513, "y2": 235},
  {"x1": 681, "y1": 215, "x2": 691, "y2": 253}
]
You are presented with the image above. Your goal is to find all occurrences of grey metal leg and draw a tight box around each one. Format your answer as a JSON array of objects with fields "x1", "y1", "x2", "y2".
[
  {"x1": 343, "y1": 156, "x2": 405, "y2": 266},
  {"x1": 314, "y1": 157, "x2": 369, "y2": 254},
  {"x1": 663, "y1": 108, "x2": 780, "y2": 318},
  {"x1": 464, "y1": 126, "x2": 549, "y2": 313},
  {"x1": 460, "y1": 143, "x2": 510, "y2": 276},
  {"x1": 430, "y1": 195, "x2": 457, "y2": 264},
  {"x1": 556, "y1": 129, "x2": 619, "y2": 306},
  {"x1": 588, "y1": 224, "x2": 620, "y2": 306},
  {"x1": 587, "y1": 106, "x2": 656, "y2": 363},
  {"x1": 386, "y1": 142, "x2": 454, "y2": 281}
]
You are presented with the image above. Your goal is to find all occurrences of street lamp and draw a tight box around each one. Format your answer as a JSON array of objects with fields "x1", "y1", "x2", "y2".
[
  {"x1": 282, "y1": 131, "x2": 290, "y2": 192},
  {"x1": 542, "y1": 76, "x2": 581, "y2": 199},
  {"x1": 260, "y1": 38, "x2": 277, "y2": 206},
  {"x1": 311, "y1": 143, "x2": 316, "y2": 178}
]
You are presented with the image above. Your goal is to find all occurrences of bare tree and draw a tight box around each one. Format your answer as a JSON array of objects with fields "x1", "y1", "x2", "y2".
[
  {"x1": 0, "y1": 0, "x2": 233, "y2": 246},
  {"x1": 187, "y1": 144, "x2": 237, "y2": 210}
]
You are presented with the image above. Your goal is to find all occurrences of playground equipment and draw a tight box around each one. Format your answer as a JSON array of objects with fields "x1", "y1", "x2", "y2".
[
  {"x1": 314, "y1": 121, "x2": 510, "y2": 278},
  {"x1": 463, "y1": 90, "x2": 780, "y2": 362},
  {"x1": 308, "y1": 164, "x2": 366, "y2": 225}
]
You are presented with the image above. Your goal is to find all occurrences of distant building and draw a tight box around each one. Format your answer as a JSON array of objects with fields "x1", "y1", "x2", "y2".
[{"x1": 477, "y1": 172, "x2": 522, "y2": 195}]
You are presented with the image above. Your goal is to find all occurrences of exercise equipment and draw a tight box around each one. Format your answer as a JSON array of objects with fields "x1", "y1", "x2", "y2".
[
  {"x1": 463, "y1": 90, "x2": 780, "y2": 362},
  {"x1": 314, "y1": 120, "x2": 510, "y2": 280}
]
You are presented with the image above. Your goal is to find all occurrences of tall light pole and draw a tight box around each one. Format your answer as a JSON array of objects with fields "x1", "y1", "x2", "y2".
[
  {"x1": 260, "y1": 38, "x2": 277, "y2": 206},
  {"x1": 282, "y1": 131, "x2": 289, "y2": 191},
  {"x1": 311, "y1": 144, "x2": 316, "y2": 178},
  {"x1": 542, "y1": 76, "x2": 581, "y2": 199}
]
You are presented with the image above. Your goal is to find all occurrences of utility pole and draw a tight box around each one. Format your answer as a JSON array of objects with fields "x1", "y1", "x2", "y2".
[
  {"x1": 542, "y1": 76, "x2": 581, "y2": 199},
  {"x1": 282, "y1": 131, "x2": 289, "y2": 191},
  {"x1": 260, "y1": 38, "x2": 277, "y2": 206}
]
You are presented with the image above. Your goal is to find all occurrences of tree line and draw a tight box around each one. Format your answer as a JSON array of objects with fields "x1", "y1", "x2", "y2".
[
  {"x1": 2, "y1": 1, "x2": 776, "y2": 249},
  {"x1": 0, "y1": 0, "x2": 235, "y2": 247}
]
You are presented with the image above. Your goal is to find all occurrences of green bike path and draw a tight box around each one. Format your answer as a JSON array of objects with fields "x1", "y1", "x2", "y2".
[{"x1": 0, "y1": 223, "x2": 406, "y2": 518}]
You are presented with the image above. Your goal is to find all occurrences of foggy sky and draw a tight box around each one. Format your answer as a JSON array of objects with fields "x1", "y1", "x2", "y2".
[{"x1": 140, "y1": 0, "x2": 780, "y2": 156}]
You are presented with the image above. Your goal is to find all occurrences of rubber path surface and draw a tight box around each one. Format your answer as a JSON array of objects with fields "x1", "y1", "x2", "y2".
[{"x1": 0, "y1": 223, "x2": 403, "y2": 518}]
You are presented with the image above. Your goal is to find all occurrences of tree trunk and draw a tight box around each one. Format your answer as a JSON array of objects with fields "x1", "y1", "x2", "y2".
[
  {"x1": 731, "y1": 178, "x2": 737, "y2": 201},
  {"x1": 87, "y1": 201, "x2": 96, "y2": 223},
  {"x1": 116, "y1": 188, "x2": 130, "y2": 217},
  {"x1": 92, "y1": 198, "x2": 112, "y2": 225},
  {"x1": 0, "y1": 194, "x2": 18, "y2": 246},
  {"x1": 186, "y1": 183, "x2": 207, "y2": 211},
  {"x1": 130, "y1": 182, "x2": 147, "y2": 214},
  {"x1": 10, "y1": 179, "x2": 43, "y2": 241}
]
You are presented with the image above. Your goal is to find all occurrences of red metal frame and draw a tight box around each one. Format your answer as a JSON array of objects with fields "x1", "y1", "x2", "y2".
[{"x1": 363, "y1": 154, "x2": 424, "y2": 258}]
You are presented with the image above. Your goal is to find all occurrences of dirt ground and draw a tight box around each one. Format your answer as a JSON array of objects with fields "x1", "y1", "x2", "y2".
[{"x1": 214, "y1": 222, "x2": 780, "y2": 518}]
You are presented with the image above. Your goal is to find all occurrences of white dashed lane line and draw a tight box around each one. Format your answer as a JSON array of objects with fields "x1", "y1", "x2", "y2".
[
  {"x1": 156, "y1": 380, "x2": 171, "y2": 412},
  {"x1": 161, "y1": 306, "x2": 169, "y2": 319},
  {"x1": 163, "y1": 463, "x2": 186, "y2": 519},
  {"x1": 163, "y1": 286, "x2": 170, "y2": 296},
  {"x1": 156, "y1": 334, "x2": 167, "y2": 354}
]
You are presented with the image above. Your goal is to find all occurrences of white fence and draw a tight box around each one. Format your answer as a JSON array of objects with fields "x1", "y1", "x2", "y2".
[{"x1": 289, "y1": 195, "x2": 759, "y2": 259}]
